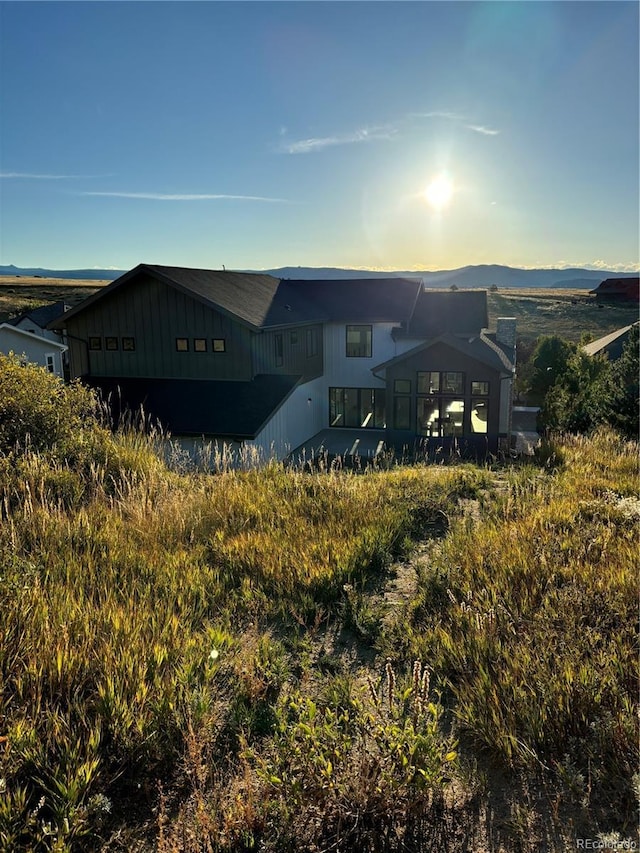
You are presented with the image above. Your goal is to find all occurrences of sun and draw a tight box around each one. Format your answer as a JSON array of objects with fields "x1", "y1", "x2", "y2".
[{"x1": 424, "y1": 174, "x2": 454, "y2": 210}]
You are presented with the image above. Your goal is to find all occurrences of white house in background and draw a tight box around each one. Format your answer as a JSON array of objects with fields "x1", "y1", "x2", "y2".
[
  {"x1": 9, "y1": 301, "x2": 70, "y2": 376},
  {"x1": 49, "y1": 264, "x2": 516, "y2": 462},
  {"x1": 0, "y1": 323, "x2": 68, "y2": 377}
]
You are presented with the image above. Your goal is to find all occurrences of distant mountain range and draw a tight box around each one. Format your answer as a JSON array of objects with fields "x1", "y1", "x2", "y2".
[{"x1": 0, "y1": 263, "x2": 637, "y2": 289}]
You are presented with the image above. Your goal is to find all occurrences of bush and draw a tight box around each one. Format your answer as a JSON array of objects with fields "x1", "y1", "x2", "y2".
[{"x1": 0, "y1": 354, "x2": 100, "y2": 456}]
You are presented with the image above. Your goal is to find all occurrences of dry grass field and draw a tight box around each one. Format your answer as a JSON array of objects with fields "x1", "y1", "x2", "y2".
[{"x1": 1, "y1": 275, "x2": 637, "y2": 345}]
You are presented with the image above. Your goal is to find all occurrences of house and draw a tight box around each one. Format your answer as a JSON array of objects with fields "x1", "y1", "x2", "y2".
[
  {"x1": 590, "y1": 277, "x2": 639, "y2": 304},
  {"x1": 49, "y1": 264, "x2": 516, "y2": 462},
  {"x1": 9, "y1": 300, "x2": 70, "y2": 377},
  {"x1": 0, "y1": 323, "x2": 68, "y2": 377},
  {"x1": 582, "y1": 321, "x2": 639, "y2": 360}
]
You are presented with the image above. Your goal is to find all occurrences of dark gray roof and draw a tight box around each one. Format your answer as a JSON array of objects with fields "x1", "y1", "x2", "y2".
[
  {"x1": 50, "y1": 265, "x2": 282, "y2": 330},
  {"x1": 49, "y1": 265, "x2": 424, "y2": 331},
  {"x1": 11, "y1": 300, "x2": 69, "y2": 328},
  {"x1": 404, "y1": 290, "x2": 489, "y2": 337},
  {"x1": 84, "y1": 373, "x2": 301, "y2": 438},
  {"x1": 372, "y1": 331, "x2": 515, "y2": 376},
  {"x1": 263, "y1": 278, "x2": 423, "y2": 326}
]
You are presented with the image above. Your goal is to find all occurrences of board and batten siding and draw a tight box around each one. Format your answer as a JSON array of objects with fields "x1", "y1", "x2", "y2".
[
  {"x1": 65, "y1": 274, "x2": 253, "y2": 381},
  {"x1": 384, "y1": 340, "x2": 503, "y2": 445},
  {"x1": 251, "y1": 324, "x2": 323, "y2": 381},
  {"x1": 323, "y1": 322, "x2": 407, "y2": 389}
]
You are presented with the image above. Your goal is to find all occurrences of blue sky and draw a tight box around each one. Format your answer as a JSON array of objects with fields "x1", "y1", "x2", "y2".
[{"x1": 1, "y1": 1, "x2": 638, "y2": 272}]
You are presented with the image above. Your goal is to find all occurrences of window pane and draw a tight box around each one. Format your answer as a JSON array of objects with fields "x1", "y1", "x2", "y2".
[
  {"x1": 394, "y1": 396, "x2": 411, "y2": 430},
  {"x1": 194, "y1": 338, "x2": 207, "y2": 352},
  {"x1": 306, "y1": 328, "x2": 317, "y2": 357},
  {"x1": 373, "y1": 390, "x2": 386, "y2": 429},
  {"x1": 443, "y1": 372, "x2": 464, "y2": 394},
  {"x1": 442, "y1": 400, "x2": 465, "y2": 436},
  {"x1": 290, "y1": 331, "x2": 298, "y2": 345},
  {"x1": 106, "y1": 336, "x2": 118, "y2": 351},
  {"x1": 471, "y1": 381, "x2": 489, "y2": 396},
  {"x1": 394, "y1": 379, "x2": 411, "y2": 394},
  {"x1": 212, "y1": 338, "x2": 226, "y2": 352},
  {"x1": 417, "y1": 371, "x2": 440, "y2": 394},
  {"x1": 330, "y1": 388, "x2": 345, "y2": 427},
  {"x1": 122, "y1": 337, "x2": 135, "y2": 352},
  {"x1": 176, "y1": 338, "x2": 189, "y2": 352},
  {"x1": 471, "y1": 399, "x2": 489, "y2": 434},
  {"x1": 359, "y1": 389, "x2": 374, "y2": 427},
  {"x1": 417, "y1": 398, "x2": 440, "y2": 436},
  {"x1": 344, "y1": 388, "x2": 360, "y2": 427},
  {"x1": 89, "y1": 336, "x2": 102, "y2": 351},
  {"x1": 346, "y1": 325, "x2": 372, "y2": 357},
  {"x1": 274, "y1": 335, "x2": 283, "y2": 366}
]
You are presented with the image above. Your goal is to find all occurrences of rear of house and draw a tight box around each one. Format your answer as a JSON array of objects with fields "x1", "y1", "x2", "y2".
[{"x1": 50, "y1": 264, "x2": 516, "y2": 463}]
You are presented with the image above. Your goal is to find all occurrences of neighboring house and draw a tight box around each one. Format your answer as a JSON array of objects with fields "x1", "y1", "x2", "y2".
[
  {"x1": 10, "y1": 301, "x2": 70, "y2": 376},
  {"x1": 590, "y1": 277, "x2": 639, "y2": 303},
  {"x1": 582, "y1": 321, "x2": 639, "y2": 360},
  {"x1": 0, "y1": 323, "x2": 68, "y2": 377},
  {"x1": 49, "y1": 264, "x2": 516, "y2": 461}
]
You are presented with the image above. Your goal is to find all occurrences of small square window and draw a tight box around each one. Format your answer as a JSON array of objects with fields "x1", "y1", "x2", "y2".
[
  {"x1": 176, "y1": 337, "x2": 189, "y2": 352},
  {"x1": 194, "y1": 338, "x2": 207, "y2": 352},
  {"x1": 89, "y1": 336, "x2": 102, "y2": 351},
  {"x1": 122, "y1": 337, "x2": 135, "y2": 352},
  {"x1": 105, "y1": 336, "x2": 118, "y2": 351},
  {"x1": 212, "y1": 338, "x2": 226, "y2": 352},
  {"x1": 471, "y1": 381, "x2": 489, "y2": 396},
  {"x1": 394, "y1": 379, "x2": 411, "y2": 394}
]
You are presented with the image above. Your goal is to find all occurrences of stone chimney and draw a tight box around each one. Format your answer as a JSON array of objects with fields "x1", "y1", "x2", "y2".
[{"x1": 496, "y1": 317, "x2": 517, "y2": 353}]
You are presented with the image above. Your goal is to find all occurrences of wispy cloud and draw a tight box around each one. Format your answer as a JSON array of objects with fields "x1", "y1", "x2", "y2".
[
  {"x1": 79, "y1": 191, "x2": 289, "y2": 202},
  {"x1": 283, "y1": 124, "x2": 398, "y2": 154},
  {"x1": 1, "y1": 171, "x2": 110, "y2": 179},
  {"x1": 282, "y1": 111, "x2": 499, "y2": 155},
  {"x1": 466, "y1": 124, "x2": 500, "y2": 136},
  {"x1": 411, "y1": 111, "x2": 500, "y2": 136}
]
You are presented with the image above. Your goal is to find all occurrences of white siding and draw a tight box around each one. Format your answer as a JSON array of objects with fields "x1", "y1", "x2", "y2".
[
  {"x1": 248, "y1": 376, "x2": 326, "y2": 459},
  {"x1": 0, "y1": 326, "x2": 67, "y2": 377},
  {"x1": 14, "y1": 318, "x2": 66, "y2": 347},
  {"x1": 323, "y1": 322, "x2": 416, "y2": 387}
]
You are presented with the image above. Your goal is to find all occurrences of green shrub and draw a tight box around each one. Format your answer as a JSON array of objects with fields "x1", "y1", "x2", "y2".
[{"x1": 0, "y1": 354, "x2": 100, "y2": 457}]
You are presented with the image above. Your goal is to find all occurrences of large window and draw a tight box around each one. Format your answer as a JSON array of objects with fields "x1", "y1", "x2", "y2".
[
  {"x1": 416, "y1": 370, "x2": 466, "y2": 437},
  {"x1": 329, "y1": 388, "x2": 386, "y2": 429},
  {"x1": 394, "y1": 396, "x2": 411, "y2": 430},
  {"x1": 346, "y1": 325, "x2": 372, "y2": 358},
  {"x1": 470, "y1": 380, "x2": 489, "y2": 434},
  {"x1": 417, "y1": 398, "x2": 465, "y2": 437}
]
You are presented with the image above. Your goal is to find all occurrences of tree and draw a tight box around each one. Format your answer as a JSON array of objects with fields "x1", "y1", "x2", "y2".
[
  {"x1": 528, "y1": 335, "x2": 576, "y2": 402},
  {"x1": 599, "y1": 324, "x2": 639, "y2": 440},
  {"x1": 538, "y1": 325, "x2": 639, "y2": 439}
]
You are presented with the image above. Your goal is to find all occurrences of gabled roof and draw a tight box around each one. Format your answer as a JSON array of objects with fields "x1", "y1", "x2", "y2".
[
  {"x1": 582, "y1": 322, "x2": 638, "y2": 357},
  {"x1": 0, "y1": 323, "x2": 67, "y2": 351},
  {"x1": 49, "y1": 264, "x2": 489, "y2": 334},
  {"x1": 84, "y1": 373, "x2": 301, "y2": 438},
  {"x1": 11, "y1": 300, "x2": 69, "y2": 328},
  {"x1": 372, "y1": 331, "x2": 515, "y2": 377},
  {"x1": 49, "y1": 264, "x2": 282, "y2": 330}
]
